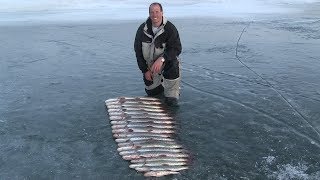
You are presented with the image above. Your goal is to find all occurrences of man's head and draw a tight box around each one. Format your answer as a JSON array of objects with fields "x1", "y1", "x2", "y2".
[{"x1": 149, "y1": 2, "x2": 163, "y2": 27}]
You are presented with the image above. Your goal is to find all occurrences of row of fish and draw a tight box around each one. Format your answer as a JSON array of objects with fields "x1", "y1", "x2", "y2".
[{"x1": 105, "y1": 97, "x2": 189, "y2": 177}]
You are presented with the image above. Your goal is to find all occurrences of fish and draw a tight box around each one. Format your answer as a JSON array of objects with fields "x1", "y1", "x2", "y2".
[
  {"x1": 108, "y1": 111, "x2": 168, "y2": 116},
  {"x1": 115, "y1": 137, "x2": 175, "y2": 143},
  {"x1": 106, "y1": 106, "x2": 123, "y2": 110},
  {"x1": 108, "y1": 115, "x2": 173, "y2": 120},
  {"x1": 129, "y1": 161, "x2": 188, "y2": 168},
  {"x1": 119, "y1": 148, "x2": 184, "y2": 156},
  {"x1": 106, "y1": 102, "x2": 123, "y2": 106},
  {"x1": 106, "y1": 100, "x2": 164, "y2": 107},
  {"x1": 131, "y1": 157, "x2": 189, "y2": 163},
  {"x1": 144, "y1": 171, "x2": 180, "y2": 177},
  {"x1": 105, "y1": 97, "x2": 161, "y2": 104},
  {"x1": 115, "y1": 101, "x2": 162, "y2": 105},
  {"x1": 107, "y1": 97, "x2": 161, "y2": 102},
  {"x1": 106, "y1": 100, "x2": 163, "y2": 108},
  {"x1": 117, "y1": 143, "x2": 183, "y2": 151},
  {"x1": 133, "y1": 97, "x2": 161, "y2": 101},
  {"x1": 112, "y1": 128, "x2": 175, "y2": 134},
  {"x1": 110, "y1": 119, "x2": 175, "y2": 125},
  {"x1": 109, "y1": 116, "x2": 126, "y2": 121},
  {"x1": 111, "y1": 125, "x2": 175, "y2": 131},
  {"x1": 111, "y1": 117, "x2": 174, "y2": 122},
  {"x1": 107, "y1": 102, "x2": 162, "y2": 107},
  {"x1": 135, "y1": 165, "x2": 189, "y2": 172},
  {"x1": 120, "y1": 104, "x2": 164, "y2": 109},
  {"x1": 111, "y1": 123, "x2": 176, "y2": 130},
  {"x1": 108, "y1": 107, "x2": 165, "y2": 113},
  {"x1": 113, "y1": 132, "x2": 172, "y2": 139},
  {"x1": 105, "y1": 96, "x2": 189, "y2": 177},
  {"x1": 117, "y1": 140, "x2": 179, "y2": 148},
  {"x1": 122, "y1": 151, "x2": 189, "y2": 160},
  {"x1": 110, "y1": 120, "x2": 128, "y2": 125},
  {"x1": 129, "y1": 115, "x2": 173, "y2": 120},
  {"x1": 108, "y1": 100, "x2": 162, "y2": 105}
]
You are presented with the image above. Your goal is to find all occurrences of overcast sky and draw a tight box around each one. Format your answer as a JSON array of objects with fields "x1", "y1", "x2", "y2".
[{"x1": 0, "y1": 0, "x2": 317, "y2": 23}]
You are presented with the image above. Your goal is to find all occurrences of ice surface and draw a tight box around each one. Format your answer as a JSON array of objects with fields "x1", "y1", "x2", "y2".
[{"x1": 0, "y1": 3, "x2": 320, "y2": 180}]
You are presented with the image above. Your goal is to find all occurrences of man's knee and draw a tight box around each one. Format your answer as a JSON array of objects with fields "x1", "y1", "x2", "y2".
[
  {"x1": 145, "y1": 85, "x2": 164, "y2": 96},
  {"x1": 163, "y1": 59, "x2": 179, "y2": 79}
]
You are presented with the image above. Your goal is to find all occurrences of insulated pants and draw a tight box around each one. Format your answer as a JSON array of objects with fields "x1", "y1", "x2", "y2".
[{"x1": 143, "y1": 59, "x2": 180, "y2": 99}]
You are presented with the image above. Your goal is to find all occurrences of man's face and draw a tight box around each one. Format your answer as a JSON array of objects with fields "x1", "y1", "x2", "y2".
[{"x1": 149, "y1": 4, "x2": 163, "y2": 25}]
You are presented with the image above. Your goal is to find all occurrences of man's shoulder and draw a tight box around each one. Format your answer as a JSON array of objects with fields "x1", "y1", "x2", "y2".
[
  {"x1": 164, "y1": 20, "x2": 178, "y2": 32},
  {"x1": 138, "y1": 19, "x2": 151, "y2": 30},
  {"x1": 138, "y1": 23, "x2": 144, "y2": 28},
  {"x1": 136, "y1": 22, "x2": 146, "y2": 32}
]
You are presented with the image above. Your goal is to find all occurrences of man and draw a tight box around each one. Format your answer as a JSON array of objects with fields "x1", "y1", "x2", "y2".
[{"x1": 134, "y1": 2, "x2": 182, "y2": 106}]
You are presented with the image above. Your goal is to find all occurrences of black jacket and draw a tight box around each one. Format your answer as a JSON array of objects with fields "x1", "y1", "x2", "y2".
[{"x1": 134, "y1": 17, "x2": 182, "y2": 73}]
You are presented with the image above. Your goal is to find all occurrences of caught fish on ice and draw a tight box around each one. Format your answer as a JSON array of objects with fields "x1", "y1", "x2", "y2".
[{"x1": 105, "y1": 96, "x2": 190, "y2": 177}]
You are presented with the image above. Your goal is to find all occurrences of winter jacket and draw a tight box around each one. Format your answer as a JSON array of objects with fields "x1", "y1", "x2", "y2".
[{"x1": 134, "y1": 16, "x2": 182, "y2": 73}]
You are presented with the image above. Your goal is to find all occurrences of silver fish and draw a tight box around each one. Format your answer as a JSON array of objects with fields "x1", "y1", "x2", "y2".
[
  {"x1": 111, "y1": 119, "x2": 175, "y2": 125},
  {"x1": 117, "y1": 143, "x2": 183, "y2": 151},
  {"x1": 109, "y1": 116, "x2": 126, "y2": 121},
  {"x1": 108, "y1": 109, "x2": 123, "y2": 113},
  {"x1": 135, "y1": 97, "x2": 161, "y2": 101},
  {"x1": 126, "y1": 115, "x2": 173, "y2": 120},
  {"x1": 125, "y1": 107, "x2": 165, "y2": 112},
  {"x1": 130, "y1": 161, "x2": 188, "y2": 168},
  {"x1": 106, "y1": 101, "x2": 122, "y2": 106},
  {"x1": 113, "y1": 132, "x2": 172, "y2": 139},
  {"x1": 109, "y1": 114, "x2": 173, "y2": 120},
  {"x1": 121, "y1": 104, "x2": 164, "y2": 109},
  {"x1": 108, "y1": 97, "x2": 161, "y2": 102},
  {"x1": 135, "y1": 165, "x2": 188, "y2": 172},
  {"x1": 105, "y1": 99, "x2": 118, "y2": 103},
  {"x1": 109, "y1": 111, "x2": 168, "y2": 116},
  {"x1": 112, "y1": 128, "x2": 175, "y2": 134},
  {"x1": 115, "y1": 137, "x2": 175, "y2": 143},
  {"x1": 119, "y1": 148, "x2": 184, "y2": 156},
  {"x1": 131, "y1": 157, "x2": 189, "y2": 163},
  {"x1": 126, "y1": 101, "x2": 162, "y2": 105},
  {"x1": 110, "y1": 120, "x2": 128, "y2": 125},
  {"x1": 106, "y1": 97, "x2": 189, "y2": 177},
  {"x1": 114, "y1": 100, "x2": 161, "y2": 105},
  {"x1": 117, "y1": 140, "x2": 179, "y2": 148},
  {"x1": 106, "y1": 106, "x2": 123, "y2": 110},
  {"x1": 144, "y1": 171, "x2": 180, "y2": 177},
  {"x1": 111, "y1": 117, "x2": 173, "y2": 121},
  {"x1": 108, "y1": 107, "x2": 165, "y2": 113},
  {"x1": 111, "y1": 123, "x2": 176, "y2": 130},
  {"x1": 122, "y1": 151, "x2": 188, "y2": 160}
]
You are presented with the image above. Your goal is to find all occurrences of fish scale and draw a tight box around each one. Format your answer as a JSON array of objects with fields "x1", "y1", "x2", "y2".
[
  {"x1": 117, "y1": 143, "x2": 183, "y2": 151},
  {"x1": 112, "y1": 127, "x2": 175, "y2": 134},
  {"x1": 105, "y1": 96, "x2": 189, "y2": 177},
  {"x1": 108, "y1": 111, "x2": 168, "y2": 116},
  {"x1": 109, "y1": 115, "x2": 174, "y2": 120},
  {"x1": 131, "y1": 157, "x2": 189, "y2": 163},
  {"x1": 108, "y1": 104, "x2": 164, "y2": 109},
  {"x1": 117, "y1": 140, "x2": 179, "y2": 148},
  {"x1": 113, "y1": 132, "x2": 173, "y2": 139},
  {"x1": 111, "y1": 123, "x2": 176, "y2": 129},
  {"x1": 110, "y1": 120, "x2": 175, "y2": 125},
  {"x1": 108, "y1": 107, "x2": 165, "y2": 113},
  {"x1": 129, "y1": 161, "x2": 187, "y2": 168}
]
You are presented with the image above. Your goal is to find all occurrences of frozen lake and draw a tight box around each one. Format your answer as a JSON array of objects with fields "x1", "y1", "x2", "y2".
[{"x1": 1, "y1": 2, "x2": 320, "y2": 179}]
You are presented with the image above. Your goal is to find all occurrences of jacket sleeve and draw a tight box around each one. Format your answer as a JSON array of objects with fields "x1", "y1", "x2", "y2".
[
  {"x1": 163, "y1": 22, "x2": 182, "y2": 61},
  {"x1": 134, "y1": 24, "x2": 149, "y2": 73}
]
